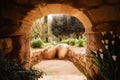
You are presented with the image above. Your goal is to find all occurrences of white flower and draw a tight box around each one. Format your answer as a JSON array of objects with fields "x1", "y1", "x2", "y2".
[
  {"x1": 93, "y1": 50, "x2": 97, "y2": 54},
  {"x1": 105, "y1": 45, "x2": 108, "y2": 49},
  {"x1": 101, "y1": 40, "x2": 104, "y2": 44},
  {"x1": 96, "y1": 54, "x2": 98, "y2": 57},
  {"x1": 101, "y1": 32, "x2": 105, "y2": 36},
  {"x1": 111, "y1": 40, "x2": 115, "y2": 45},
  {"x1": 105, "y1": 40, "x2": 109, "y2": 44},
  {"x1": 110, "y1": 31, "x2": 113, "y2": 35},
  {"x1": 99, "y1": 49, "x2": 103, "y2": 52},
  {"x1": 112, "y1": 55, "x2": 117, "y2": 61},
  {"x1": 113, "y1": 35, "x2": 115, "y2": 38},
  {"x1": 100, "y1": 54, "x2": 103, "y2": 59}
]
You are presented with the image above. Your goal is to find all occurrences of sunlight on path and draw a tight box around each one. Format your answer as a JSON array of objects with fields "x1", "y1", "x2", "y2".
[
  {"x1": 33, "y1": 60, "x2": 87, "y2": 80},
  {"x1": 39, "y1": 75, "x2": 86, "y2": 80}
]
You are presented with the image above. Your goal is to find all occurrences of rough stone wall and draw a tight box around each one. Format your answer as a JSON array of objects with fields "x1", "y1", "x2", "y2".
[
  {"x1": 67, "y1": 49, "x2": 103, "y2": 80},
  {"x1": 86, "y1": 3, "x2": 120, "y2": 51},
  {"x1": 0, "y1": 36, "x2": 30, "y2": 68}
]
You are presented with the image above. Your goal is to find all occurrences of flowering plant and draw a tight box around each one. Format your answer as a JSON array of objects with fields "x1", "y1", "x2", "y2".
[{"x1": 91, "y1": 31, "x2": 120, "y2": 80}]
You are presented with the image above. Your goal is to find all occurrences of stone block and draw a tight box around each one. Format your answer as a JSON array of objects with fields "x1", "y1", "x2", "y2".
[{"x1": 42, "y1": 46, "x2": 57, "y2": 59}]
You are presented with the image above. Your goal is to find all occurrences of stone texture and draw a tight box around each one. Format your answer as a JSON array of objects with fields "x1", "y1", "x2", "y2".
[
  {"x1": 31, "y1": 46, "x2": 103, "y2": 80},
  {"x1": 27, "y1": 0, "x2": 103, "y2": 8},
  {"x1": 42, "y1": 46, "x2": 57, "y2": 59},
  {"x1": 67, "y1": 48, "x2": 103, "y2": 80},
  {"x1": 88, "y1": 5, "x2": 120, "y2": 23},
  {"x1": 0, "y1": 38, "x2": 13, "y2": 56},
  {"x1": 88, "y1": 22, "x2": 120, "y2": 51},
  {"x1": 4, "y1": 36, "x2": 31, "y2": 68},
  {"x1": 106, "y1": 0, "x2": 120, "y2": 4},
  {"x1": 31, "y1": 49, "x2": 44, "y2": 65},
  {"x1": 56, "y1": 44, "x2": 69, "y2": 59},
  {"x1": 76, "y1": 0, "x2": 103, "y2": 7}
]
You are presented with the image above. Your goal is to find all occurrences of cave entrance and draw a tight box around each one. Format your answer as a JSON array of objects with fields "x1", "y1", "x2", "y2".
[
  {"x1": 30, "y1": 13, "x2": 90, "y2": 80},
  {"x1": 18, "y1": 3, "x2": 93, "y2": 79}
]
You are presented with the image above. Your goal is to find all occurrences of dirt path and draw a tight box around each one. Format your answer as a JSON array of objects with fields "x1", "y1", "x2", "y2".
[{"x1": 33, "y1": 60, "x2": 87, "y2": 80}]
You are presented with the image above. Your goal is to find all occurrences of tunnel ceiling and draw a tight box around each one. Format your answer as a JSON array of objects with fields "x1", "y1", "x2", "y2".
[{"x1": 0, "y1": 0, "x2": 120, "y2": 36}]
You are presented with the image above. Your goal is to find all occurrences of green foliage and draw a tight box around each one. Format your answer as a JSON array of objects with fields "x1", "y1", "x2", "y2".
[
  {"x1": 31, "y1": 39, "x2": 44, "y2": 48},
  {"x1": 91, "y1": 49, "x2": 120, "y2": 80},
  {"x1": 61, "y1": 38, "x2": 76, "y2": 45},
  {"x1": 91, "y1": 32, "x2": 120, "y2": 80},
  {"x1": 77, "y1": 38, "x2": 86, "y2": 47},
  {"x1": 31, "y1": 14, "x2": 85, "y2": 42},
  {"x1": 61, "y1": 38, "x2": 86, "y2": 46},
  {"x1": 0, "y1": 50, "x2": 43, "y2": 80}
]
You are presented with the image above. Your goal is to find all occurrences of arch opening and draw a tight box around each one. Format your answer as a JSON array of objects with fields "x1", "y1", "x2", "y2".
[
  {"x1": 30, "y1": 13, "x2": 91, "y2": 79},
  {"x1": 30, "y1": 13, "x2": 88, "y2": 51},
  {"x1": 31, "y1": 14, "x2": 86, "y2": 42},
  {"x1": 22, "y1": 3, "x2": 94, "y2": 80}
]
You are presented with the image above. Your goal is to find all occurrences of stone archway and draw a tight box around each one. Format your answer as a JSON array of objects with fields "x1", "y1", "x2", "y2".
[
  {"x1": 0, "y1": 1, "x2": 93, "y2": 65},
  {"x1": 26, "y1": 3, "x2": 92, "y2": 68},
  {"x1": 25, "y1": 4, "x2": 94, "y2": 71},
  {"x1": 0, "y1": 0, "x2": 120, "y2": 80},
  {"x1": 23, "y1": 3, "x2": 92, "y2": 32}
]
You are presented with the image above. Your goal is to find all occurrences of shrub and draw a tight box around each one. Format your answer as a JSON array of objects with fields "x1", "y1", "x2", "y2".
[
  {"x1": 69, "y1": 39, "x2": 76, "y2": 45},
  {"x1": 0, "y1": 50, "x2": 43, "y2": 80},
  {"x1": 31, "y1": 39, "x2": 44, "y2": 48},
  {"x1": 61, "y1": 38, "x2": 76, "y2": 45},
  {"x1": 77, "y1": 38, "x2": 86, "y2": 47},
  {"x1": 61, "y1": 38, "x2": 86, "y2": 47}
]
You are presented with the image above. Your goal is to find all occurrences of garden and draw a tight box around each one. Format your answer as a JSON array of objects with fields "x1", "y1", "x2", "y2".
[{"x1": 30, "y1": 14, "x2": 86, "y2": 49}]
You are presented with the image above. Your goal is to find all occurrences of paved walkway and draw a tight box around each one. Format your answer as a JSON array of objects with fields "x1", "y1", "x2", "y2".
[{"x1": 33, "y1": 60, "x2": 87, "y2": 80}]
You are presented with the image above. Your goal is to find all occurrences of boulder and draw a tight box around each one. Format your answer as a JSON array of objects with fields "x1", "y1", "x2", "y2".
[
  {"x1": 42, "y1": 46, "x2": 57, "y2": 59},
  {"x1": 56, "y1": 44, "x2": 69, "y2": 59}
]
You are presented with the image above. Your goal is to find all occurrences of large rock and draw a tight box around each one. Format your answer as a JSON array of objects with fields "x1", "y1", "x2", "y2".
[
  {"x1": 42, "y1": 46, "x2": 57, "y2": 59},
  {"x1": 56, "y1": 44, "x2": 69, "y2": 59}
]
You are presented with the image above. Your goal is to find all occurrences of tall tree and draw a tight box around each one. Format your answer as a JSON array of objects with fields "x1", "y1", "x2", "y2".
[{"x1": 51, "y1": 14, "x2": 85, "y2": 38}]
